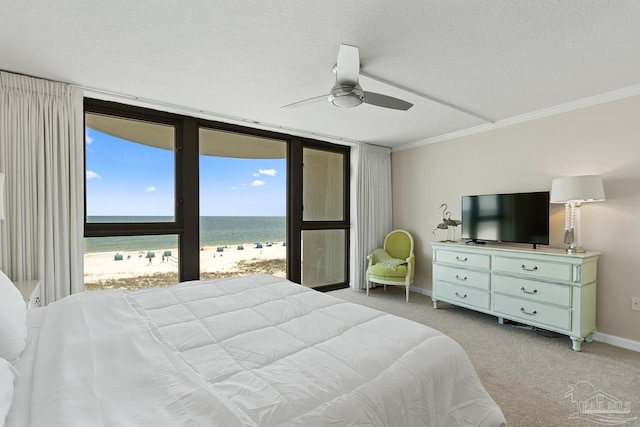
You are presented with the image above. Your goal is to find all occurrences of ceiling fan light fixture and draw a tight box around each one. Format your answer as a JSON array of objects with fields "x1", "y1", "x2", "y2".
[
  {"x1": 328, "y1": 84, "x2": 364, "y2": 108},
  {"x1": 283, "y1": 44, "x2": 412, "y2": 111}
]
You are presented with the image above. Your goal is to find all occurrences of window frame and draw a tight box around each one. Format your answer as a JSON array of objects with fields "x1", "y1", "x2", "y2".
[
  {"x1": 84, "y1": 99, "x2": 185, "y2": 237},
  {"x1": 84, "y1": 98, "x2": 350, "y2": 289},
  {"x1": 288, "y1": 138, "x2": 351, "y2": 290}
]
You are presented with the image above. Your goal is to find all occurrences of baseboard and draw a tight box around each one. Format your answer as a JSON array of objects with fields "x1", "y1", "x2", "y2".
[
  {"x1": 408, "y1": 286, "x2": 639, "y2": 353},
  {"x1": 409, "y1": 286, "x2": 431, "y2": 297},
  {"x1": 593, "y1": 332, "x2": 640, "y2": 353}
]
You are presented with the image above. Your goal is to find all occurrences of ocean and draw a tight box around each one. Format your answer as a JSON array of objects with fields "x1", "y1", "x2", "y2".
[{"x1": 84, "y1": 216, "x2": 286, "y2": 254}]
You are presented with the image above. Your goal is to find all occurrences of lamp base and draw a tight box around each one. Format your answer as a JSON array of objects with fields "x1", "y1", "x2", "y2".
[{"x1": 566, "y1": 247, "x2": 585, "y2": 254}]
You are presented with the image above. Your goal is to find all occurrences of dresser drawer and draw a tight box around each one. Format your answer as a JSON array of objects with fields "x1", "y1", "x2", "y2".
[
  {"x1": 494, "y1": 256, "x2": 572, "y2": 282},
  {"x1": 437, "y1": 265, "x2": 490, "y2": 290},
  {"x1": 435, "y1": 282, "x2": 490, "y2": 310},
  {"x1": 494, "y1": 276, "x2": 571, "y2": 307},
  {"x1": 494, "y1": 294, "x2": 571, "y2": 331},
  {"x1": 436, "y1": 250, "x2": 490, "y2": 269}
]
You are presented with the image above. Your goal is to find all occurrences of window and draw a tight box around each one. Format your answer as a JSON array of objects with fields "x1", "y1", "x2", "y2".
[
  {"x1": 289, "y1": 142, "x2": 350, "y2": 290},
  {"x1": 85, "y1": 113, "x2": 176, "y2": 221},
  {"x1": 84, "y1": 106, "x2": 181, "y2": 290},
  {"x1": 84, "y1": 99, "x2": 350, "y2": 291},
  {"x1": 198, "y1": 127, "x2": 287, "y2": 280}
]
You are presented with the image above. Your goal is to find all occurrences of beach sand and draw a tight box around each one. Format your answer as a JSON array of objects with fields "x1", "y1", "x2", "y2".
[{"x1": 84, "y1": 243, "x2": 287, "y2": 290}]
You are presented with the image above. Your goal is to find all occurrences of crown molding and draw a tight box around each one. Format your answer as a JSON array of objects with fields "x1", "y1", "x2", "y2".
[{"x1": 394, "y1": 83, "x2": 640, "y2": 152}]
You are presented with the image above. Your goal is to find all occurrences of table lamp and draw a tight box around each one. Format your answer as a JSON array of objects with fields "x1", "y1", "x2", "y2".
[{"x1": 550, "y1": 175, "x2": 605, "y2": 253}]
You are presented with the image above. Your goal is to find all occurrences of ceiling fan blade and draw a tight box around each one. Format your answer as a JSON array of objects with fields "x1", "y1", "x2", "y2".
[
  {"x1": 281, "y1": 94, "x2": 328, "y2": 109},
  {"x1": 363, "y1": 92, "x2": 413, "y2": 111},
  {"x1": 335, "y1": 44, "x2": 360, "y2": 86}
]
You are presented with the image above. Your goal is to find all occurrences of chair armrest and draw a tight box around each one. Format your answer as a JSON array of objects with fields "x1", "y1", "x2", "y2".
[
  {"x1": 406, "y1": 254, "x2": 415, "y2": 280},
  {"x1": 367, "y1": 252, "x2": 376, "y2": 268},
  {"x1": 367, "y1": 249, "x2": 384, "y2": 264}
]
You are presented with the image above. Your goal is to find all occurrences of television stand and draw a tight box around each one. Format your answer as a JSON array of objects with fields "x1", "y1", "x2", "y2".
[
  {"x1": 465, "y1": 240, "x2": 486, "y2": 245},
  {"x1": 430, "y1": 242, "x2": 599, "y2": 351}
]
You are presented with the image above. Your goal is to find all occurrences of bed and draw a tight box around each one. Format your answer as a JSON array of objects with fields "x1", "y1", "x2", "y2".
[{"x1": 2, "y1": 273, "x2": 506, "y2": 426}]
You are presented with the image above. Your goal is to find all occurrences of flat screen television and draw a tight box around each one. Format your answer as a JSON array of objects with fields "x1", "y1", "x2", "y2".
[{"x1": 461, "y1": 191, "x2": 550, "y2": 248}]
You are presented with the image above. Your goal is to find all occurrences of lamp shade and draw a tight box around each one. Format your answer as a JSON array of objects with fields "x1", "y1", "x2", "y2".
[
  {"x1": 550, "y1": 175, "x2": 605, "y2": 204},
  {"x1": 0, "y1": 172, "x2": 4, "y2": 220}
]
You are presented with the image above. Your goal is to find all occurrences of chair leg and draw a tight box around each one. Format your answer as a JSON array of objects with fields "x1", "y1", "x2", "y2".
[
  {"x1": 366, "y1": 280, "x2": 369, "y2": 296},
  {"x1": 384, "y1": 284, "x2": 387, "y2": 292},
  {"x1": 406, "y1": 285, "x2": 409, "y2": 303}
]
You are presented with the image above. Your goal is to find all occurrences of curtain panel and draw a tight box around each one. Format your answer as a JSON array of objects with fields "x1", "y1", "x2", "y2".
[
  {"x1": 351, "y1": 142, "x2": 392, "y2": 290},
  {"x1": 0, "y1": 71, "x2": 84, "y2": 304}
]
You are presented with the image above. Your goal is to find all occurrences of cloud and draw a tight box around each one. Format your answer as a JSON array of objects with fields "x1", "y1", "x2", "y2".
[
  {"x1": 249, "y1": 180, "x2": 265, "y2": 187},
  {"x1": 86, "y1": 170, "x2": 101, "y2": 179},
  {"x1": 258, "y1": 168, "x2": 277, "y2": 177},
  {"x1": 85, "y1": 132, "x2": 94, "y2": 145},
  {"x1": 253, "y1": 173, "x2": 259, "y2": 177},
  {"x1": 144, "y1": 186, "x2": 157, "y2": 192}
]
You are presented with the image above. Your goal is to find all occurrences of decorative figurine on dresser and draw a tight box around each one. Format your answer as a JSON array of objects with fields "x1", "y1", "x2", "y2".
[{"x1": 432, "y1": 203, "x2": 461, "y2": 242}]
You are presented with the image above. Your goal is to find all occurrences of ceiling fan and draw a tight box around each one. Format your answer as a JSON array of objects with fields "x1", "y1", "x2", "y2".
[{"x1": 282, "y1": 44, "x2": 413, "y2": 111}]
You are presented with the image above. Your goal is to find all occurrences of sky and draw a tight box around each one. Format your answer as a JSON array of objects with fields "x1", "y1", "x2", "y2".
[{"x1": 85, "y1": 128, "x2": 286, "y2": 216}]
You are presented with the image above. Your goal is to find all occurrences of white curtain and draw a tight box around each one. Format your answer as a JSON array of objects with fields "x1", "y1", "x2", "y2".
[
  {"x1": 351, "y1": 142, "x2": 392, "y2": 290},
  {"x1": 0, "y1": 71, "x2": 84, "y2": 304}
]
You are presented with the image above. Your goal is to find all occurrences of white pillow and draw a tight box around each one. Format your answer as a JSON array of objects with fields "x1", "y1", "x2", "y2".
[
  {"x1": 0, "y1": 358, "x2": 17, "y2": 426},
  {"x1": 0, "y1": 271, "x2": 27, "y2": 363}
]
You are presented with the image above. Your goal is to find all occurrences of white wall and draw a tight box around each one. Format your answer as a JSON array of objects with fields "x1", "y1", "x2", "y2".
[{"x1": 392, "y1": 94, "x2": 640, "y2": 343}]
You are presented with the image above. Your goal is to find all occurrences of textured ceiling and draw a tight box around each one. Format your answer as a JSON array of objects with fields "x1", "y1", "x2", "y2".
[{"x1": 2, "y1": 1, "x2": 640, "y2": 149}]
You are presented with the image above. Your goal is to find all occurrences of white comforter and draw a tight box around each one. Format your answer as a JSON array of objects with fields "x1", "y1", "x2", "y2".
[{"x1": 8, "y1": 274, "x2": 505, "y2": 426}]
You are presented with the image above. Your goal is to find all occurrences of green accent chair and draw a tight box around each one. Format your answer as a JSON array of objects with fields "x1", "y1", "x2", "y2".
[{"x1": 366, "y1": 230, "x2": 415, "y2": 302}]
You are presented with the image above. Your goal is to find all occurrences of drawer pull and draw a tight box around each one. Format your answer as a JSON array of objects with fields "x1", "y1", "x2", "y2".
[
  {"x1": 456, "y1": 256, "x2": 468, "y2": 262},
  {"x1": 520, "y1": 264, "x2": 538, "y2": 272},
  {"x1": 520, "y1": 307, "x2": 538, "y2": 315},
  {"x1": 455, "y1": 275, "x2": 468, "y2": 281},
  {"x1": 520, "y1": 287, "x2": 538, "y2": 295},
  {"x1": 455, "y1": 292, "x2": 467, "y2": 298}
]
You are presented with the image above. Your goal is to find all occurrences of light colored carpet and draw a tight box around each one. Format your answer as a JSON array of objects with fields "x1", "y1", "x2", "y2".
[{"x1": 329, "y1": 287, "x2": 640, "y2": 426}]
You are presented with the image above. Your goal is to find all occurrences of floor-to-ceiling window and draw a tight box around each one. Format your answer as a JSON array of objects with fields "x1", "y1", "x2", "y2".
[
  {"x1": 298, "y1": 144, "x2": 349, "y2": 289},
  {"x1": 84, "y1": 108, "x2": 181, "y2": 290},
  {"x1": 83, "y1": 99, "x2": 349, "y2": 290},
  {"x1": 198, "y1": 127, "x2": 287, "y2": 280}
]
